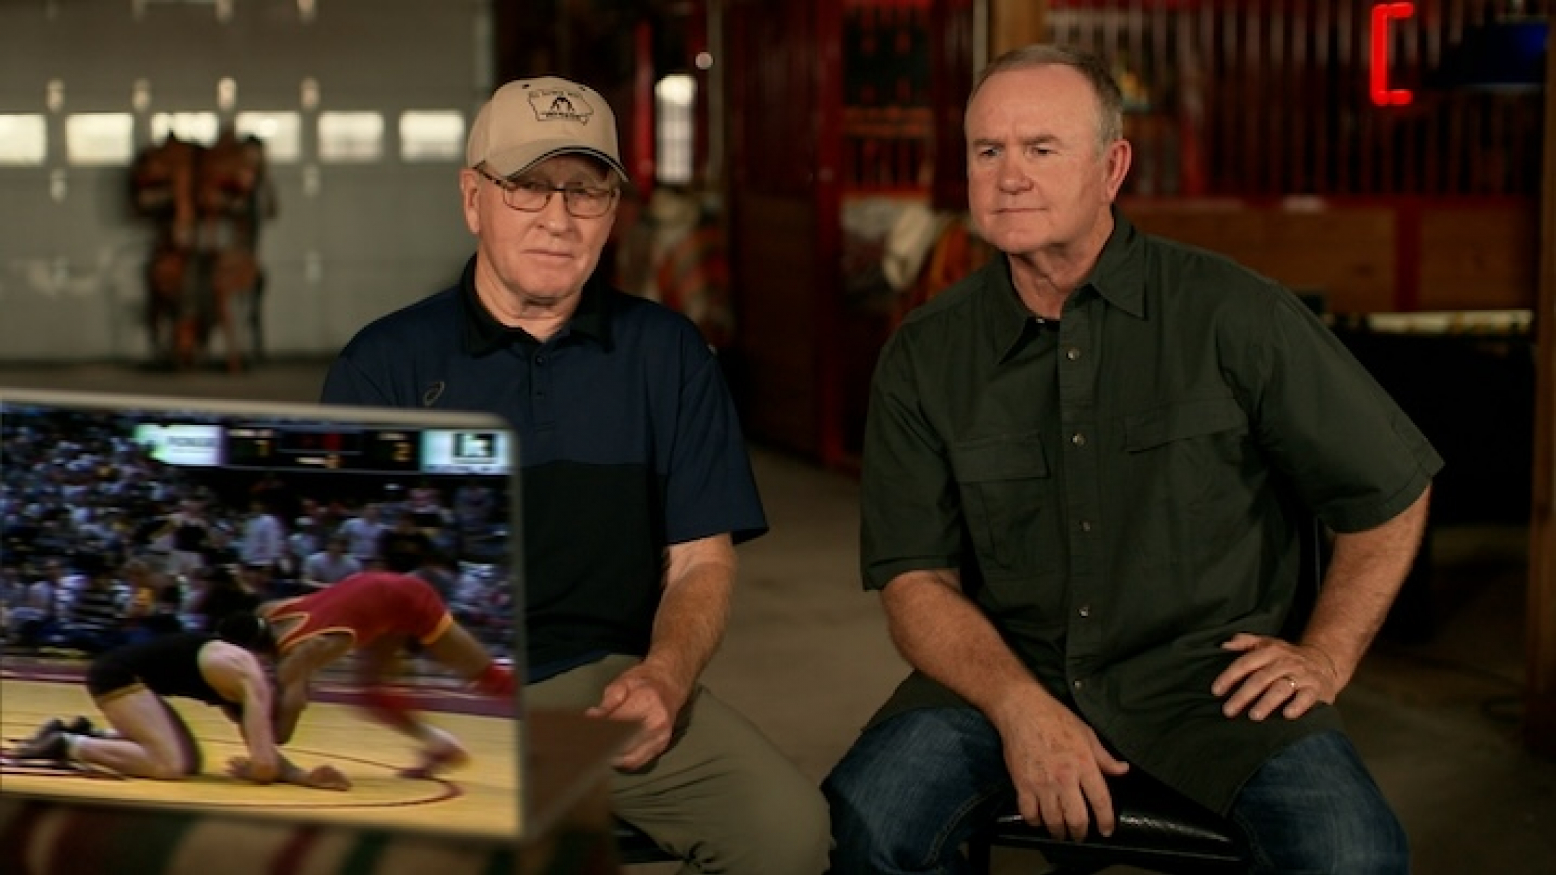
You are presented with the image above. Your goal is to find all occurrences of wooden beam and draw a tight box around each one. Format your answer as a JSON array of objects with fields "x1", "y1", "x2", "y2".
[
  {"x1": 1526, "y1": 38, "x2": 1556, "y2": 756},
  {"x1": 987, "y1": 0, "x2": 1046, "y2": 59}
]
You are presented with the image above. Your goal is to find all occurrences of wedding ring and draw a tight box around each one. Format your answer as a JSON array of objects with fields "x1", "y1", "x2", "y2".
[{"x1": 1284, "y1": 676, "x2": 1298, "y2": 690}]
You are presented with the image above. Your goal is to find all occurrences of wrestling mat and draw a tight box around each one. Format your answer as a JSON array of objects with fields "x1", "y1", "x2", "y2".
[{"x1": 0, "y1": 660, "x2": 521, "y2": 841}]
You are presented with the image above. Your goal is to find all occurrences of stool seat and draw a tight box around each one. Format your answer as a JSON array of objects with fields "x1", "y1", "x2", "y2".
[
  {"x1": 969, "y1": 771, "x2": 1249, "y2": 874},
  {"x1": 613, "y1": 818, "x2": 678, "y2": 865}
]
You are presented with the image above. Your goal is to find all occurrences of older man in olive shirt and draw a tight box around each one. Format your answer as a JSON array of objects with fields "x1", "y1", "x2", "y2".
[{"x1": 824, "y1": 45, "x2": 1440, "y2": 875}]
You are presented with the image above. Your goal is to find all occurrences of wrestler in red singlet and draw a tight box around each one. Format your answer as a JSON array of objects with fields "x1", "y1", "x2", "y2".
[
  {"x1": 255, "y1": 569, "x2": 511, "y2": 777},
  {"x1": 261, "y1": 570, "x2": 452, "y2": 654}
]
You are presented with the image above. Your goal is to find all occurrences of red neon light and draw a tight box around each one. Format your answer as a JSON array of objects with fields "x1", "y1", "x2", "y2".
[{"x1": 1370, "y1": 2, "x2": 1415, "y2": 107}]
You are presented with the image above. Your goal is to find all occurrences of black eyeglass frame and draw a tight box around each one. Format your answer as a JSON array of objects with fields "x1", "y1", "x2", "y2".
[{"x1": 474, "y1": 166, "x2": 620, "y2": 219}]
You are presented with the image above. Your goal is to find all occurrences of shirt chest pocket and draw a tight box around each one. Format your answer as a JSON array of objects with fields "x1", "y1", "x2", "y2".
[
  {"x1": 1122, "y1": 394, "x2": 1250, "y2": 513},
  {"x1": 950, "y1": 434, "x2": 1054, "y2": 574}
]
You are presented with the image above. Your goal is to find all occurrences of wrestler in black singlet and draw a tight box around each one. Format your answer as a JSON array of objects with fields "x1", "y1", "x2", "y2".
[
  {"x1": 83, "y1": 632, "x2": 253, "y2": 774},
  {"x1": 86, "y1": 632, "x2": 231, "y2": 706}
]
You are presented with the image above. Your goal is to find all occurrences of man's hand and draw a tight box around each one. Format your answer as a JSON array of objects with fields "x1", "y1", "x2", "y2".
[
  {"x1": 589, "y1": 536, "x2": 734, "y2": 772},
  {"x1": 995, "y1": 691, "x2": 1131, "y2": 842},
  {"x1": 296, "y1": 763, "x2": 352, "y2": 790},
  {"x1": 585, "y1": 662, "x2": 684, "y2": 771},
  {"x1": 227, "y1": 756, "x2": 353, "y2": 791},
  {"x1": 225, "y1": 755, "x2": 280, "y2": 785},
  {"x1": 1213, "y1": 633, "x2": 1342, "y2": 721},
  {"x1": 245, "y1": 749, "x2": 280, "y2": 784}
]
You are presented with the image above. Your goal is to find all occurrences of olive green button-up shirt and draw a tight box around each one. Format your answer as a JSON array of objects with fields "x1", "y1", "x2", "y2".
[{"x1": 859, "y1": 210, "x2": 1443, "y2": 814}]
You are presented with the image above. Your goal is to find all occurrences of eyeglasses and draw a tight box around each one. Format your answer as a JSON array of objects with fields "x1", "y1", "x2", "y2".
[{"x1": 475, "y1": 167, "x2": 619, "y2": 219}]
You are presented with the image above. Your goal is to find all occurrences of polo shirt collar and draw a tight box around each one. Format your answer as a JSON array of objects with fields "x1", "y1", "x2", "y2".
[{"x1": 459, "y1": 255, "x2": 614, "y2": 355}]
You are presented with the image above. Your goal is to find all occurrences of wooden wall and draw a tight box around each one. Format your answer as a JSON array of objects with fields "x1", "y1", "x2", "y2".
[
  {"x1": 731, "y1": 194, "x2": 828, "y2": 455},
  {"x1": 724, "y1": 0, "x2": 843, "y2": 461},
  {"x1": 1125, "y1": 197, "x2": 1539, "y2": 314}
]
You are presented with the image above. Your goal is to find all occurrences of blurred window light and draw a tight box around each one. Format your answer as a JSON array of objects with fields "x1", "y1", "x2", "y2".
[
  {"x1": 151, "y1": 111, "x2": 220, "y2": 145},
  {"x1": 318, "y1": 111, "x2": 384, "y2": 162},
  {"x1": 134, "y1": 0, "x2": 225, "y2": 19},
  {"x1": 0, "y1": 114, "x2": 48, "y2": 165},
  {"x1": 65, "y1": 113, "x2": 135, "y2": 165},
  {"x1": 218, "y1": 77, "x2": 238, "y2": 112},
  {"x1": 400, "y1": 110, "x2": 465, "y2": 162},
  {"x1": 655, "y1": 74, "x2": 696, "y2": 185},
  {"x1": 236, "y1": 111, "x2": 302, "y2": 163}
]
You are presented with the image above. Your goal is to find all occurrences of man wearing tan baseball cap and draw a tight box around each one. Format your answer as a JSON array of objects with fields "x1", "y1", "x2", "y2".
[{"x1": 321, "y1": 73, "x2": 829, "y2": 874}]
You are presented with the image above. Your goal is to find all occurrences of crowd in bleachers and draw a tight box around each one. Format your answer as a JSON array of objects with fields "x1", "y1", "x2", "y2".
[{"x1": 1, "y1": 411, "x2": 517, "y2": 660}]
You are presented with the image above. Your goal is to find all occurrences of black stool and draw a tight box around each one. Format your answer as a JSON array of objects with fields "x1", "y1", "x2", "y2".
[
  {"x1": 966, "y1": 770, "x2": 1249, "y2": 874},
  {"x1": 614, "y1": 818, "x2": 678, "y2": 865}
]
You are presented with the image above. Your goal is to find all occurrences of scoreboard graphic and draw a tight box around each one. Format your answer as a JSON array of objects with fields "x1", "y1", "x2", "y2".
[{"x1": 133, "y1": 422, "x2": 512, "y2": 475}]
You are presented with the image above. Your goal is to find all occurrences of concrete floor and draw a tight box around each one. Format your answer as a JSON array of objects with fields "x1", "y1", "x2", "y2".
[{"x1": 2, "y1": 359, "x2": 1552, "y2": 874}]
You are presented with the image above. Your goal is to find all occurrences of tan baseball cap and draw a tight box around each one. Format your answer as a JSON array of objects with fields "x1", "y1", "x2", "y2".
[{"x1": 466, "y1": 76, "x2": 628, "y2": 180}]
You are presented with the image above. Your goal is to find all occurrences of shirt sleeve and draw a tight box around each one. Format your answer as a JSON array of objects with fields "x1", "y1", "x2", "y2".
[
  {"x1": 662, "y1": 335, "x2": 768, "y2": 545},
  {"x1": 321, "y1": 348, "x2": 393, "y2": 406},
  {"x1": 858, "y1": 329, "x2": 964, "y2": 591},
  {"x1": 1244, "y1": 289, "x2": 1444, "y2": 533}
]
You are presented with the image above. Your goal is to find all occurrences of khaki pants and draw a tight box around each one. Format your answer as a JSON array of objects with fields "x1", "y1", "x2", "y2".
[{"x1": 528, "y1": 654, "x2": 831, "y2": 874}]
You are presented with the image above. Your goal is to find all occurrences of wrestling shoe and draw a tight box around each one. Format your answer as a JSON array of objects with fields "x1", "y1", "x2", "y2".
[
  {"x1": 25, "y1": 716, "x2": 96, "y2": 743},
  {"x1": 12, "y1": 729, "x2": 70, "y2": 763},
  {"x1": 24, "y1": 717, "x2": 61, "y2": 744},
  {"x1": 396, "y1": 728, "x2": 470, "y2": 779},
  {"x1": 396, "y1": 745, "x2": 471, "y2": 780}
]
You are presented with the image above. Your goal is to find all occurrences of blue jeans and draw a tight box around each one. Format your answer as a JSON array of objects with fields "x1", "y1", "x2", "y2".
[
  {"x1": 1231, "y1": 729, "x2": 1409, "y2": 874},
  {"x1": 822, "y1": 707, "x2": 1408, "y2": 875}
]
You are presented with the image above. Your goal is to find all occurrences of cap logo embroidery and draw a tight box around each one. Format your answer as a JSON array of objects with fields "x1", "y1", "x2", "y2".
[{"x1": 529, "y1": 88, "x2": 594, "y2": 125}]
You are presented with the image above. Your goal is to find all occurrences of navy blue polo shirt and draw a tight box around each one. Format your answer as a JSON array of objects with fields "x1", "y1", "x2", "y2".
[{"x1": 321, "y1": 256, "x2": 768, "y2": 680}]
